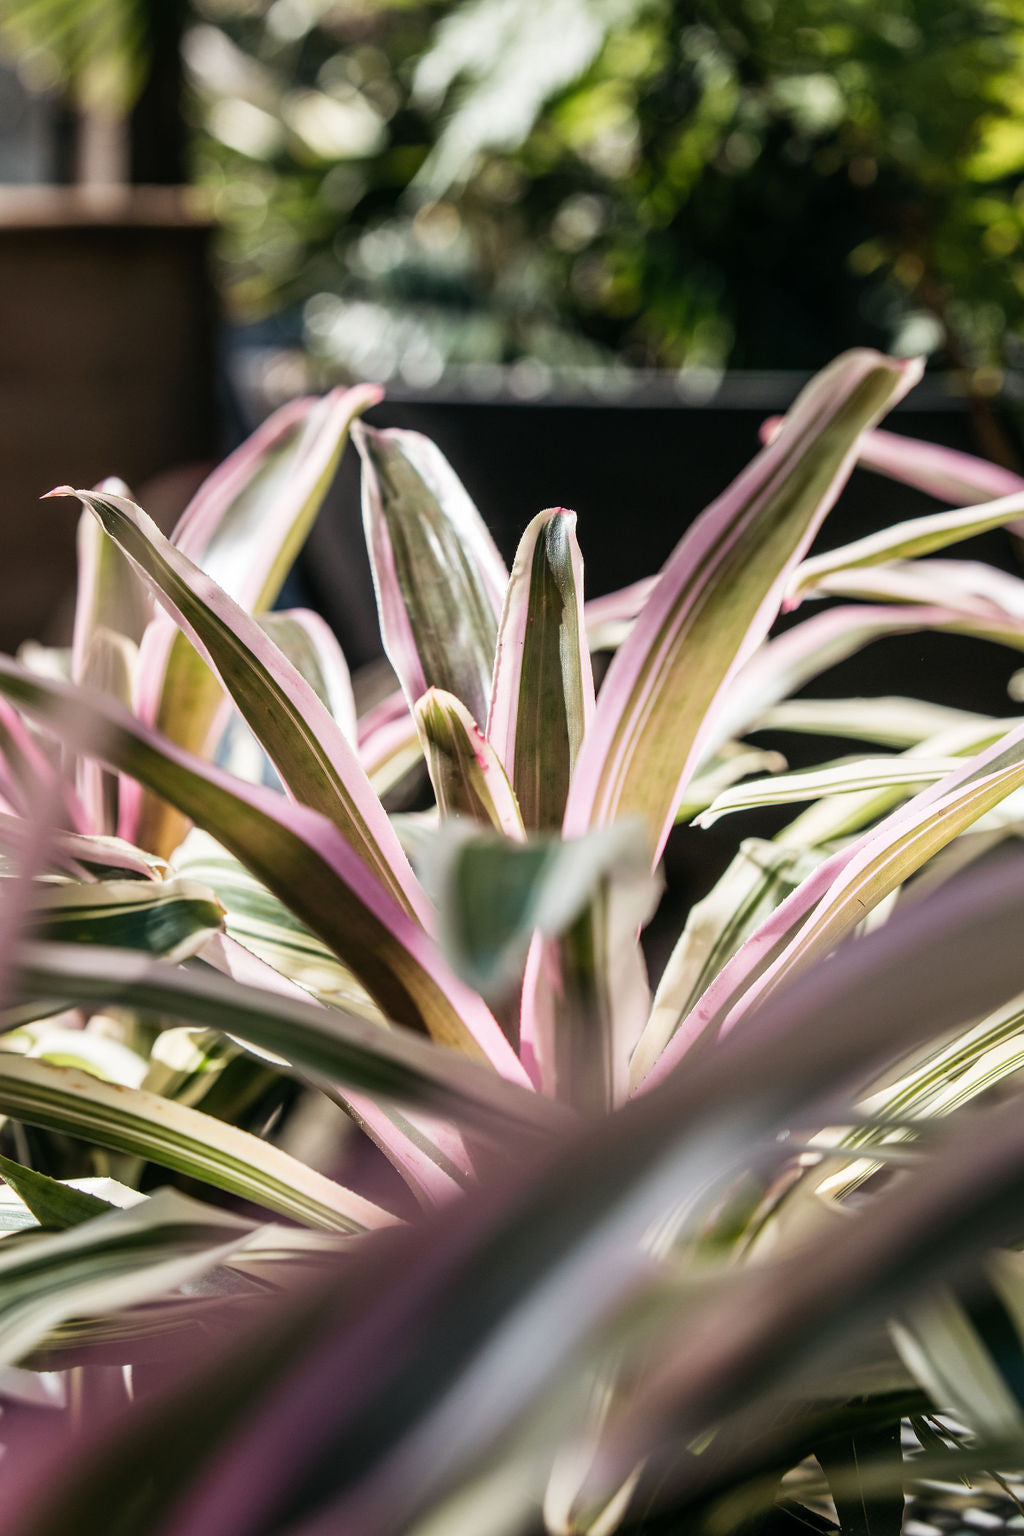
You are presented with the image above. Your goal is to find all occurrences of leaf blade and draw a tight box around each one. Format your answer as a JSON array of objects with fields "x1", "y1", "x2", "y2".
[
  {"x1": 0, "y1": 658, "x2": 527, "y2": 1080},
  {"x1": 357, "y1": 424, "x2": 508, "y2": 722},
  {"x1": 564, "y1": 350, "x2": 921, "y2": 860},
  {"x1": 489, "y1": 508, "x2": 594, "y2": 831}
]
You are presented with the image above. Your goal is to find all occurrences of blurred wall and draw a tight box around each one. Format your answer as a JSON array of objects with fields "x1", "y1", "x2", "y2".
[{"x1": 0, "y1": 187, "x2": 219, "y2": 650}]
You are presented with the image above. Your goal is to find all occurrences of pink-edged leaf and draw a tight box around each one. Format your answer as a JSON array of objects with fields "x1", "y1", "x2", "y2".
[
  {"x1": 522, "y1": 872, "x2": 658, "y2": 1112},
  {"x1": 857, "y1": 424, "x2": 1024, "y2": 508},
  {"x1": 128, "y1": 387, "x2": 379, "y2": 854},
  {"x1": 801, "y1": 558, "x2": 1024, "y2": 633},
  {"x1": 0, "y1": 699, "x2": 89, "y2": 835},
  {"x1": 0, "y1": 814, "x2": 165, "y2": 882},
  {"x1": 0, "y1": 657, "x2": 530, "y2": 1085},
  {"x1": 0, "y1": 688, "x2": 110, "y2": 1015},
  {"x1": 563, "y1": 350, "x2": 922, "y2": 862},
  {"x1": 357, "y1": 688, "x2": 422, "y2": 796},
  {"x1": 769, "y1": 723, "x2": 1013, "y2": 862},
  {"x1": 259, "y1": 609, "x2": 357, "y2": 743},
  {"x1": 357, "y1": 686, "x2": 408, "y2": 752},
  {"x1": 50, "y1": 486, "x2": 428, "y2": 923},
  {"x1": 415, "y1": 689, "x2": 524, "y2": 838},
  {"x1": 761, "y1": 416, "x2": 1024, "y2": 508},
  {"x1": 173, "y1": 386, "x2": 383, "y2": 611},
  {"x1": 711, "y1": 601, "x2": 1024, "y2": 752},
  {"x1": 125, "y1": 617, "x2": 224, "y2": 853},
  {"x1": 489, "y1": 509, "x2": 595, "y2": 832},
  {"x1": 363, "y1": 717, "x2": 423, "y2": 798},
  {"x1": 460, "y1": 822, "x2": 657, "y2": 1110},
  {"x1": 789, "y1": 489, "x2": 1024, "y2": 606},
  {"x1": 583, "y1": 577, "x2": 657, "y2": 651},
  {"x1": 69, "y1": 480, "x2": 149, "y2": 841},
  {"x1": 642, "y1": 719, "x2": 1024, "y2": 1087},
  {"x1": 71, "y1": 480, "x2": 151, "y2": 678},
  {"x1": 75, "y1": 628, "x2": 136, "y2": 835},
  {"x1": 356, "y1": 424, "x2": 508, "y2": 722},
  {"x1": 204, "y1": 934, "x2": 471, "y2": 1207},
  {"x1": 432, "y1": 821, "x2": 658, "y2": 1105}
]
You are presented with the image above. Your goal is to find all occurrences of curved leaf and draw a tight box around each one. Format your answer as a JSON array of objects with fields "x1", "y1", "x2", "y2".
[
  {"x1": 694, "y1": 756, "x2": 961, "y2": 829},
  {"x1": 755, "y1": 696, "x2": 993, "y2": 749},
  {"x1": 130, "y1": 386, "x2": 379, "y2": 854},
  {"x1": 855, "y1": 424, "x2": 1024, "y2": 507},
  {"x1": 50, "y1": 486, "x2": 427, "y2": 924},
  {"x1": 713, "y1": 602, "x2": 1024, "y2": 753},
  {"x1": 0, "y1": 658, "x2": 527, "y2": 1080},
  {"x1": 414, "y1": 690, "x2": 523, "y2": 838},
  {"x1": 0, "y1": 1054, "x2": 393, "y2": 1232},
  {"x1": 173, "y1": 389, "x2": 383, "y2": 613},
  {"x1": 489, "y1": 509, "x2": 594, "y2": 831},
  {"x1": 26, "y1": 876, "x2": 224, "y2": 963},
  {"x1": 15, "y1": 941, "x2": 559, "y2": 1142},
  {"x1": 789, "y1": 488, "x2": 1024, "y2": 604},
  {"x1": 564, "y1": 350, "x2": 922, "y2": 861},
  {"x1": 646, "y1": 719, "x2": 1024, "y2": 1083},
  {"x1": 357, "y1": 424, "x2": 508, "y2": 722}
]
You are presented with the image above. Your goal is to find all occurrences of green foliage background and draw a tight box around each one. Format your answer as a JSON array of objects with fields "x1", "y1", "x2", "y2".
[
  {"x1": 8, "y1": 0, "x2": 1024, "y2": 380},
  {"x1": 180, "y1": 0, "x2": 1024, "y2": 384}
]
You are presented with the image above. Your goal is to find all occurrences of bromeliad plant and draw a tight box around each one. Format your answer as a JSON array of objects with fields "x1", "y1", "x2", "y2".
[{"x1": 10, "y1": 350, "x2": 1024, "y2": 1533}]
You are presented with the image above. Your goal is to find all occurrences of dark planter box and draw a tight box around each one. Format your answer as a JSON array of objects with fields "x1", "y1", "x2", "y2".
[{"x1": 300, "y1": 369, "x2": 1023, "y2": 721}]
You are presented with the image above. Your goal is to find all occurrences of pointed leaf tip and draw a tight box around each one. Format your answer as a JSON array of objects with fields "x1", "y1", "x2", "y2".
[{"x1": 42, "y1": 486, "x2": 76, "y2": 501}]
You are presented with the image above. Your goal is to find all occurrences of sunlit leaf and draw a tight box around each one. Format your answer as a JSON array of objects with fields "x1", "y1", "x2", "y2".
[
  {"x1": 489, "y1": 509, "x2": 594, "y2": 831},
  {"x1": 564, "y1": 351, "x2": 920, "y2": 861},
  {"x1": 0, "y1": 657, "x2": 525, "y2": 1079},
  {"x1": 0, "y1": 1052, "x2": 396, "y2": 1232},
  {"x1": 415, "y1": 690, "x2": 523, "y2": 838},
  {"x1": 357, "y1": 424, "x2": 508, "y2": 723},
  {"x1": 52, "y1": 484, "x2": 427, "y2": 923}
]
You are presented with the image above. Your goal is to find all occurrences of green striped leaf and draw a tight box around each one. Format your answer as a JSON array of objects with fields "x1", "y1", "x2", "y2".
[
  {"x1": 15, "y1": 942, "x2": 559, "y2": 1142},
  {"x1": 0, "y1": 1188, "x2": 261, "y2": 1372},
  {"x1": 356, "y1": 424, "x2": 508, "y2": 723},
  {"x1": 0, "y1": 658, "x2": 524, "y2": 1077},
  {"x1": 53, "y1": 486, "x2": 426, "y2": 924},
  {"x1": 564, "y1": 350, "x2": 920, "y2": 861},
  {"x1": 694, "y1": 756, "x2": 962, "y2": 829},
  {"x1": 489, "y1": 509, "x2": 594, "y2": 832},
  {"x1": 414, "y1": 690, "x2": 523, "y2": 838},
  {"x1": 0, "y1": 1053, "x2": 396, "y2": 1233},
  {"x1": 790, "y1": 487, "x2": 1024, "y2": 603},
  {"x1": 27, "y1": 876, "x2": 224, "y2": 963}
]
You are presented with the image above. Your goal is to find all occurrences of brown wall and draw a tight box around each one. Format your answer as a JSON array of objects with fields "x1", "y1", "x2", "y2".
[{"x1": 0, "y1": 188, "x2": 219, "y2": 651}]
